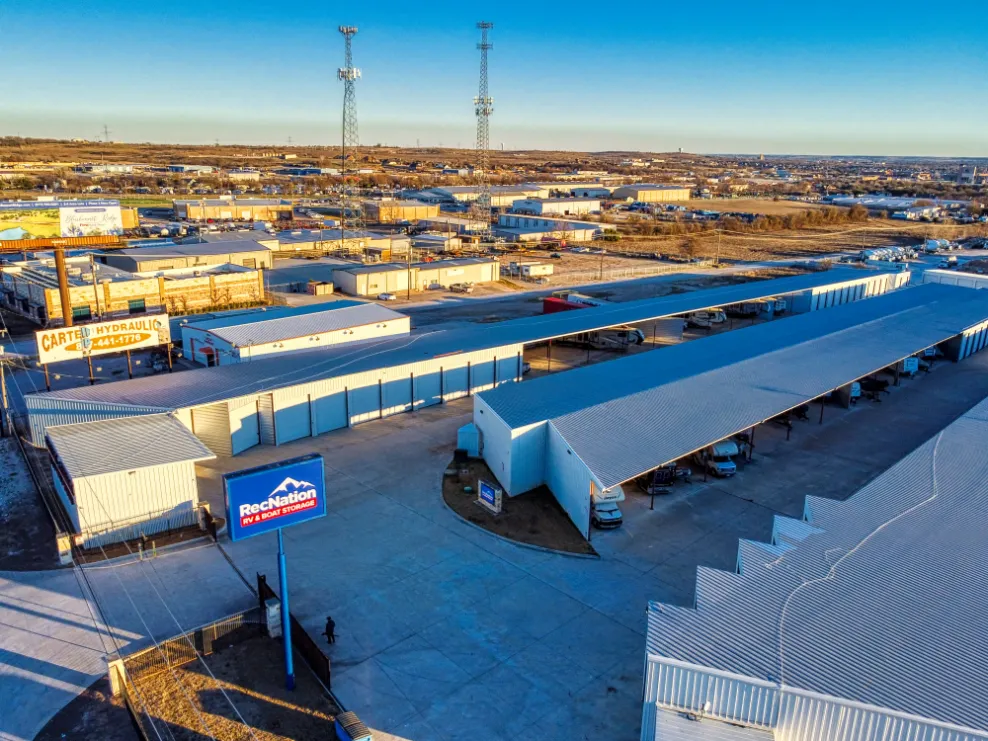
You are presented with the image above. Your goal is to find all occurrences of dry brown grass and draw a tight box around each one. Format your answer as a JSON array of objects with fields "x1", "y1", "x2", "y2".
[{"x1": 682, "y1": 198, "x2": 829, "y2": 215}]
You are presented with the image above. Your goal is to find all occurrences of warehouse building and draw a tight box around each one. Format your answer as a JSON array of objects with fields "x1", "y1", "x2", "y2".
[
  {"x1": 495, "y1": 213, "x2": 607, "y2": 243},
  {"x1": 611, "y1": 184, "x2": 693, "y2": 203},
  {"x1": 181, "y1": 301, "x2": 409, "y2": 366},
  {"x1": 417, "y1": 216, "x2": 489, "y2": 234},
  {"x1": 179, "y1": 232, "x2": 281, "y2": 250},
  {"x1": 428, "y1": 185, "x2": 551, "y2": 208},
  {"x1": 168, "y1": 164, "x2": 214, "y2": 174},
  {"x1": 0, "y1": 256, "x2": 265, "y2": 326},
  {"x1": 922, "y1": 268, "x2": 988, "y2": 290},
  {"x1": 412, "y1": 233, "x2": 463, "y2": 252},
  {"x1": 99, "y1": 240, "x2": 275, "y2": 272},
  {"x1": 173, "y1": 199, "x2": 294, "y2": 222},
  {"x1": 642, "y1": 394, "x2": 988, "y2": 741},
  {"x1": 363, "y1": 200, "x2": 440, "y2": 223},
  {"x1": 333, "y1": 258, "x2": 500, "y2": 296},
  {"x1": 472, "y1": 283, "x2": 988, "y2": 538},
  {"x1": 47, "y1": 414, "x2": 215, "y2": 548},
  {"x1": 510, "y1": 197, "x2": 601, "y2": 216},
  {"x1": 24, "y1": 268, "x2": 911, "y2": 452}
]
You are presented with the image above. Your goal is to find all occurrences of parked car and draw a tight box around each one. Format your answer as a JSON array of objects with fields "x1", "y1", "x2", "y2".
[
  {"x1": 550, "y1": 252, "x2": 563, "y2": 259},
  {"x1": 591, "y1": 502, "x2": 623, "y2": 529},
  {"x1": 378, "y1": 292, "x2": 398, "y2": 301},
  {"x1": 450, "y1": 282, "x2": 475, "y2": 294}
]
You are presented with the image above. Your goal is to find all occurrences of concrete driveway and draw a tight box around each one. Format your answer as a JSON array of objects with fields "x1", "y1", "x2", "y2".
[
  {"x1": 0, "y1": 545, "x2": 256, "y2": 741},
  {"x1": 195, "y1": 351, "x2": 988, "y2": 741}
]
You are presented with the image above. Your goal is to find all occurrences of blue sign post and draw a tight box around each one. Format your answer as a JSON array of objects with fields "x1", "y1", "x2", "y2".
[{"x1": 223, "y1": 454, "x2": 327, "y2": 691}]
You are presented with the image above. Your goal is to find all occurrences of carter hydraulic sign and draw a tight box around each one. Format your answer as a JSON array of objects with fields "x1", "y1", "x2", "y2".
[
  {"x1": 223, "y1": 454, "x2": 326, "y2": 542},
  {"x1": 36, "y1": 315, "x2": 171, "y2": 364}
]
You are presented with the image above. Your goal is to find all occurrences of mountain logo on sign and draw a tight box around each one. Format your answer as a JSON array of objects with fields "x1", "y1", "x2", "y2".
[{"x1": 272, "y1": 477, "x2": 315, "y2": 495}]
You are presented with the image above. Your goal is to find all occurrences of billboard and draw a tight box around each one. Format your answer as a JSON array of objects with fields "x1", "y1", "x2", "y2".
[
  {"x1": 224, "y1": 454, "x2": 326, "y2": 542},
  {"x1": 0, "y1": 200, "x2": 124, "y2": 240},
  {"x1": 36, "y1": 314, "x2": 171, "y2": 364}
]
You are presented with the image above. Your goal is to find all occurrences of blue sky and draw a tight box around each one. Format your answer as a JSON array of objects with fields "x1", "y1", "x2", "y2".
[{"x1": 1, "y1": 0, "x2": 986, "y2": 155}]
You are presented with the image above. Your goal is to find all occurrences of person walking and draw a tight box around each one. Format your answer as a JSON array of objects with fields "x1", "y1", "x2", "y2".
[{"x1": 323, "y1": 616, "x2": 336, "y2": 645}]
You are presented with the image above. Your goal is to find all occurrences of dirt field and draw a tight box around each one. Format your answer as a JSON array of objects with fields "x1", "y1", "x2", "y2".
[
  {"x1": 131, "y1": 636, "x2": 338, "y2": 741},
  {"x1": 442, "y1": 458, "x2": 595, "y2": 556},
  {"x1": 0, "y1": 436, "x2": 58, "y2": 570},
  {"x1": 682, "y1": 198, "x2": 830, "y2": 215}
]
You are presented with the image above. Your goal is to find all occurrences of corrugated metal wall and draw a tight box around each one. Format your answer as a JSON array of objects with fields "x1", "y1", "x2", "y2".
[
  {"x1": 229, "y1": 396, "x2": 260, "y2": 454},
  {"x1": 190, "y1": 403, "x2": 232, "y2": 456},
  {"x1": 642, "y1": 656, "x2": 988, "y2": 741},
  {"x1": 544, "y1": 422, "x2": 595, "y2": 538},
  {"x1": 806, "y1": 273, "x2": 905, "y2": 313},
  {"x1": 76, "y1": 461, "x2": 200, "y2": 547},
  {"x1": 957, "y1": 319, "x2": 988, "y2": 361},
  {"x1": 27, "y1": 397, "x2": 172, "y2": 447}
]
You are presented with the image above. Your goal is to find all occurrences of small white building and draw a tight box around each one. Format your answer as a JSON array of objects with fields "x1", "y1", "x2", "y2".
[
  {"x1": 520, "y1": 263, "x2": 554, "y2": 278},
  {"x1": 46, "y1": 414, "x2": 215, "y2": 548},
  {"x1": 511, "y1": 197, "x2": 601, "y2": 216},
  {"x1": 181, "y1": 301, "x2": 410, "y2": 365},
  {"x1": 335, "y1": 258, "x2": 500, "y2": 296}
]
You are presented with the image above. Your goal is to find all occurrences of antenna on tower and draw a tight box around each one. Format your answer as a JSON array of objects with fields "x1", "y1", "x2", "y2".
[
  {"x1": 338, "y1": 25, "x2": 363, "y2": 253},
  {"x1": 473, "y1": 21, "x2": 494, "y2": 241}
]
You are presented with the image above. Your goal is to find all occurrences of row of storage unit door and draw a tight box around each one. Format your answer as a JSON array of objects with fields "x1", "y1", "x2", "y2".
[
  {"x1": 957, "y1": 319, "x2": 988, "y2": 360},
  {"x1": 802, "y1": 272, "x2": 909, "y2": 312},
  {"x1": 188, "y1": 348, "x2": 524, "y2": 456}
]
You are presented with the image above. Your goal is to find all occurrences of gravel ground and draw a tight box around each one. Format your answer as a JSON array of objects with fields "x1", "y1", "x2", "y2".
[
  {"x1": 0, "y1": 435, "x2": 58, "y2": 570},
  {"x1": 132, "y1": 636, "x2": 339, "y2": 741}
]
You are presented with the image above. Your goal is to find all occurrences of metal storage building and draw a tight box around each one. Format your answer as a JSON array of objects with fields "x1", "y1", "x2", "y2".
[
  {"x1": 922, "y1": 268, "x2": 988, "y2": 290},
  {"x1": 180, "y1": 301, "x2": 410, "y2": 366},
  {"x1": 611, "y1": 184, "x2": 692, "y2": 203},
  {"x1": 333, "y1": 258, "x2": 500, "y2": 296},
  {"x1": 25, "y1": 268, "x2": 911, "y2": 455},
  {"x1": 46, "y1": 414, "x2": 215, "y2": 547},
  {"x1": 510, "y1": 198, "x2": 601, "y2": 216},
  {"x1": 99, "y1": 241, "x2": 275, "y2": 272},
  {"x1": 642, "y1": 394, "x2": 988, "y2": 741},
  {"x1": 362, "y1": 200, "x2": 440, "y2": 223},
  {"x1": 473, "y1": 283, "x2": 988, "y2": 538}
]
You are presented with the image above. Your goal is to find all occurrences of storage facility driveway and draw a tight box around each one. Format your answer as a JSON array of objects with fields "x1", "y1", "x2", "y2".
[
  {"x1": 0, "y1": 546, "x2": 255, "y2": 741},
  {"x1": 196, "y1": 348, "x2": 988, "y2": 741}
]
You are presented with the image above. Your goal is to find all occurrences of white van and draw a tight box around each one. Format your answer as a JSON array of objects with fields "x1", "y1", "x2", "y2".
[{"x1": 694, "y1": 441, "x2": 738, "y2": 477}]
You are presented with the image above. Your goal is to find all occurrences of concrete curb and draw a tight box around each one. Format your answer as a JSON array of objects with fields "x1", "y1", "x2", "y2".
[{"x1": 440, "y1": 494, "x2": 600, "y2": 560}]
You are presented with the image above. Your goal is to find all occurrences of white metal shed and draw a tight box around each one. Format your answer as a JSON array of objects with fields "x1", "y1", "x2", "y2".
[{"x1": 46, "y1": 414, "x2": 215, "y2": 548}]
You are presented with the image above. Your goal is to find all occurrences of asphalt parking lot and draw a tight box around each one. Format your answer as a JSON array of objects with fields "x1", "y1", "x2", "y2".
[{"x1": 191, "y1": 348, "x2": 988, "y2": 741}]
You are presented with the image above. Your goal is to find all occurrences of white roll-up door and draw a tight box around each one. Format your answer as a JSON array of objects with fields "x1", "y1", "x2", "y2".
[
  {"x1": 258, "y1": 394, "x2": 276, "y2": 445},
  {"x1": 382, "y1": 375, "x2": 412, "y2": 416},
  {"x1": 470, "y1": 358, "x2": 495, "y2": 393},
  {"x1": 312, "y1": 391, "x2": 348, "y2": 434},
  {"x1": 230, "y1": 398, "x2": 260, "y2": 455},
  {"x1": 275, "y1": 395, "x2": 312, "y2": 445},
  {"x1": 348, "y1": 384, "x2": 381, "y2": 424},
  {"x1": 415, "y1": 370, "x2": 442, "y2": 408},
  {"x1": 444, "y1": 366, "x2": 469, "y2": 400},
  {"x1": 191, "y1": 403, "x2": 232, "y2": 456}
]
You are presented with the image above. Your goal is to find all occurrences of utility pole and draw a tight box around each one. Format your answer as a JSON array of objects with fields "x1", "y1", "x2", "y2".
[
  {"x1": 473, "y1": 22, "x2": 494, "y2": 244},
  {"x1": 54, "y1": 249, "x2": 73, "y2": 327},
  {"x1": 88, "y1": 253, "x2": 102, "y2": 320},
  {"x1": 0, "y1": 346, "x2": 9, "y2": 437},
  {"x1": 338, "y1": 26, "x2": 363, "y2": 254}
]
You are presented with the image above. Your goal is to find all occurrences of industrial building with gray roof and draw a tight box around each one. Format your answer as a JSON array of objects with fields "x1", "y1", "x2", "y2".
[{"x1": 642, "y1": 393, "x2": 988, "y2": 741}]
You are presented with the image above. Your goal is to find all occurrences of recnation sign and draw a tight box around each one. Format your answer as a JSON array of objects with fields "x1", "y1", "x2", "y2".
[
  {"x1": 223, "y1": 454, "x2": 326, "y2": 542},
  {"x1": 36, "y1": 315, "x2": 172, "y2": 364}
]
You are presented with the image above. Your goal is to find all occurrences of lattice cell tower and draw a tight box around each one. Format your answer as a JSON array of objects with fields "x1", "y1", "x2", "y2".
[
  {"x1": 338, "y1": 26, "x2": 363, "y2": 243},
  {"x1": 473, "y1": 21, "x2": 494, "y2": 234}
]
